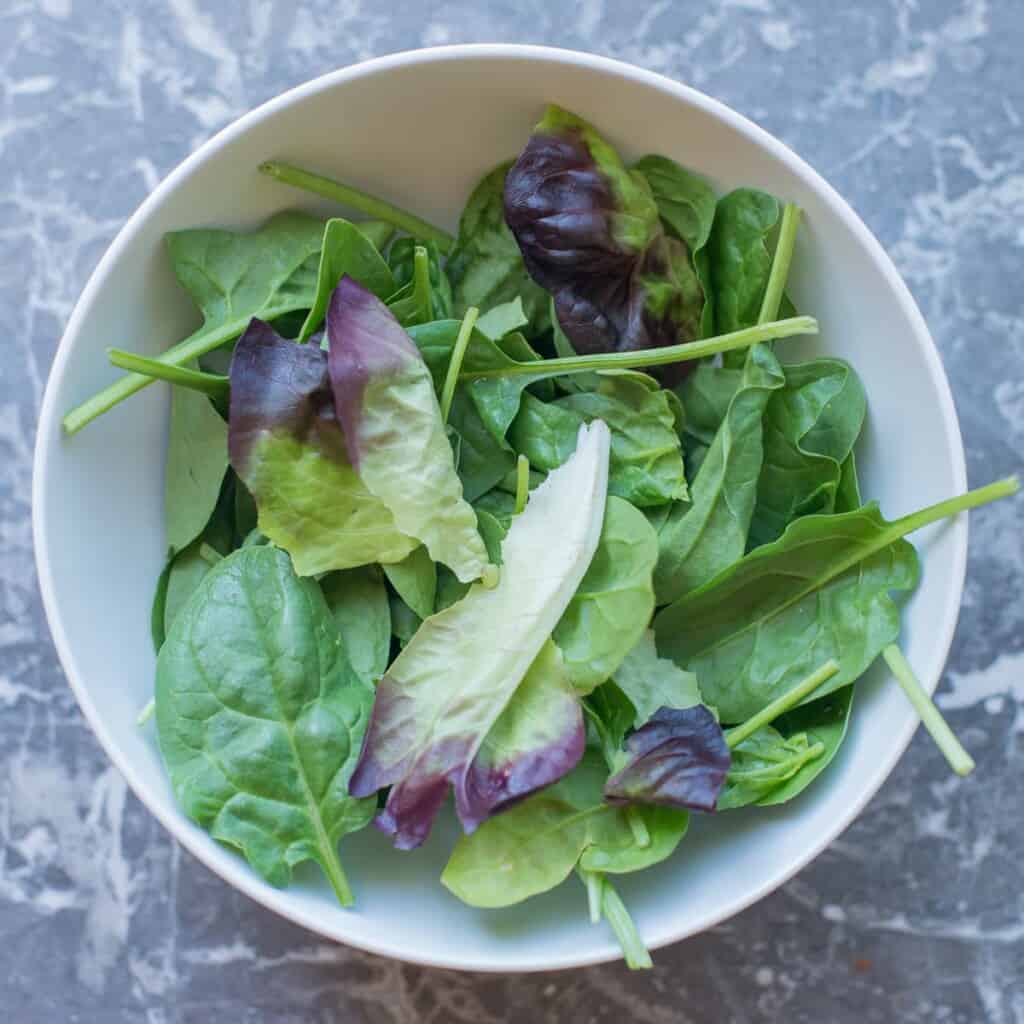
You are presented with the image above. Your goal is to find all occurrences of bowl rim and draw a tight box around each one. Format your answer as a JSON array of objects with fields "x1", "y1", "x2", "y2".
[{"x1": 32, "y1": 42, "x2": 968, "y2": 972}]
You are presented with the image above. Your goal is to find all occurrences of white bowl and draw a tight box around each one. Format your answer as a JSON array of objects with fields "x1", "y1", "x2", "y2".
[{"x1": 33, "y1": 44, "x2": 967, "y2": 972}]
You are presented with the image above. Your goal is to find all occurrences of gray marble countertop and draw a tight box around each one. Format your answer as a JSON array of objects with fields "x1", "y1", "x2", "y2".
[{"x1": 3, "y1": 2, "x2": 1022, "y2": 1021}]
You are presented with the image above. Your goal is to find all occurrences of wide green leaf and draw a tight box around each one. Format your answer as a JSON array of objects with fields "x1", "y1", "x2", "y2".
[
  {"x1": 654, "y1": 343, "x2": 785, "y2": 604},
  {"x1": 554, "y1": 497, "x2": 658, "y2": 694},
  {"x1": 612, "y1": 630, "x2": 702, "y2": 727},
  {"x1": 382, "y1": 546, "x2": 437, "y2": 620},
  {"x1": 155, "y1": 546, "x2": 375, "y2": 904},
  {"x1": 320, "y1": 566, "x2": 392, "y2": 687},
  {"x1": 163, "y1": 385, "x2": 229, "y2": 554},
  {"x1": 297, "y1": 217, "x2": 396, "y2": 340}
]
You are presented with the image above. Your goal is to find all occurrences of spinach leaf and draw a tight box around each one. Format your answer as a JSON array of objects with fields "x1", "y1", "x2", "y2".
[
  {"x1": 327, "y1": 278, "x2": 490, "y2": 582},
  {"x1": 164, "y1": 383, "x2": 229, "y2": 554},
  {"x1": 353, "y1": 220, "x2": 395, "y2": 252},
  {"x1": 676, "y1": 362, "x2": 743, "y2": 446},
  {"x1": 475, "y1": 297, "x2": 529, "y2": 341},
  {"x1": 298, "y1": 217, "x2": 396, "y2": 341},
  {"x1": 155, "y1": 546, "x2": 375, "y2": 905},
  {"x1": 706, "y1": 189, "x2": 781, "y2": 369},
  {"x1": 389, "y1": 592, "x2": 421, "y2": 647},
  {"x1": 505, "y1": 106, "x2": 703, "y2": 385},
  {"x1": 349, "y1": 423, "x2": 610, "y2": 848},
  {"x1": 229, "y1": 318, "x2": 416, "y2": 575},
  {"x1": 749, "y1": 359, "x2": 867, "y2": 547},
  {"x1": 653, "y1": 482, "x2": 1013, "y2": 722},
  {"x1": 447, "y1": 390, "x2": 516, "y2": 501},
  {"x1": 634, "y1": 155, "x2": 716, "y2": 337},
  {"x1": 654, "y1": 343, "x2": 785, "y2": 604},
  {"x1": 612, "y1": 630, "x2": 702, "y2": 727},
  {"x1": 446, "y1": 161, "x2": 551, "y2": 333},
  {"x1": 320, "y1": 566, "x2": 391, "y2": 687},
  {"x1": 510, "y1": 375, "x2": 688, "y2": 508},
  {"x1": 150, "y1": 556, "x2": 173, "y2": 652},
  {"x1": 553, "y1": 496, "x2": 658, "y2": 694},
  {"x1": 63, "y1": 211, "x2": 328, "y2": 434},
  {"x1": 382, "y1": 546, "x2": 437, "y2": 620}
]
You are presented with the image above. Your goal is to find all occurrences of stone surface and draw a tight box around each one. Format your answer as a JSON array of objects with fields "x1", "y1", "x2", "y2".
[{"x1": 2, "y1": 1, "x2": 1023, "y2": 1020}]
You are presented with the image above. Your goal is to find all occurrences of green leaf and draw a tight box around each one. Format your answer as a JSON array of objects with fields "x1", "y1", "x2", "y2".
[
  {"x1": 510, "y1": 375, "x2": 689, "y2": 508},
  {"x1": 676, "y1": 362, "x2": 743, "y2": 446},
  {"x1": 150, "y1": 556, "x2": 173, "y2": 653},
  {"x1": 611, "y1": 630, "x2": 702, "y2": 727},
  {"x1": 63, "y1": 212, "x2": 325, "y2": 434},
  {"x1": 654, "y1": 343, "x2": 785, "y2": 604},
  {"x1": 164, "y1": 385, "x2": 229, "y2": 554},
  {"x1": 749, "y1": 359, "x2": 867, "y2": 547},
  {"x1": 447, "y1": 390, "x2": 516, "y2": 501},
  {"x1": 387, "y1": 237, "x2": 453, "y2": 321},
  {"x1": 320, "y1": 566, "x2": 391, "y2": 687},
  {"x1": 475, "y1": 297, "x2": 529, "y2": 341},
  {"x1": 382, "y1": 546, "x2": 437, "y2": 620},
  {"x1": 298, "y1": 217, "x2": 396, "y2": 340},
  {"x1": 389, "y1": 592, "x2": 421, "y2": 647},
  {"x1": 155, "y1": 546, "x2": 375, "y2": 905},
  {"x1": 446, "y1": 161, "x2": 551, "y2": 333},
  {"x1": 706, "y1": 189, "x2": 782, "y2": 368},
  {"x1": 716, "y1": 725, "x2": 825, "y2": 810},
  {"x1": 553, "y1": 497, "x2": 658, "y2": 694},
  {"x1": 353, "y1": 220, "x2": 395, "y2": 252}
]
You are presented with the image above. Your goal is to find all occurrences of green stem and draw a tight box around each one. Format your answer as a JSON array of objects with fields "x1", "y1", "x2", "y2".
[
  {"x1": 726, "y1": 660, "x2": 839, "y2": 748},
  {"x1": 583, "y1": 868, "x2": 603, "y2": 924},
  {"x1": 514, "y1": 454, "x2": 530, "y2": 515},
  {"x1": 321, "y1": 847, "x2": 355, "y2": 907},
  {"x1": 413, "y1": 245, "x2": 432, "y2": 318},
  {"x1": 598, "y1": 875, "x2": 652, "y2": 970},
  {"x1": 460, "y1": 316, "x2": 817, "y2": 381},
  {"x1": 108, "y1": 348, "x2": 229, "y2": 398},
  {"x1": 259, "y1": 160, "x2": 455, "y2": 252},
  {"x1": 198, "y1": 543, "x2": 224, "y2": 566},
  {"x1": 625, "y1": 805, "x2": 651, "y2": 849},
  {"x1": 440, "y1": 307, "x2": 478, "y2": 423},
  {"x1": 883, "y1": 645, "x2": 975, "y2": 776},
  {"x1": 758, "y1": 203, "x2": 802, "y2": 324},
  {"x1": 888, "y1": 476, "x2": 1019, "y2": 537},
  {"x1": 136, "y1": 697, "x2": 155, "y2": 727}
]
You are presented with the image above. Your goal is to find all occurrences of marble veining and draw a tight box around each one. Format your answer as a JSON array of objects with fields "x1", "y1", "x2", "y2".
[{"x1": 2, "y1": 1, "x2": 1022, "y2": 1020}]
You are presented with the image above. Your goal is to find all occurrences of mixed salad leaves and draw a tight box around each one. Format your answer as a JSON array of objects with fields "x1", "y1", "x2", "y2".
[{"x1": 67, "y1": 105, "x2": 1016, "y2": 967}]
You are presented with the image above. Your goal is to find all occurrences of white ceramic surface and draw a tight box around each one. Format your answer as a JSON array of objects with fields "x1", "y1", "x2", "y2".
[{"x1": 33, "y1": 45, "x2": 967, "y2": 972}]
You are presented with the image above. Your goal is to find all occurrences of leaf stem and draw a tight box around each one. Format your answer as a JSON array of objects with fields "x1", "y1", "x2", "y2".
[
  {"x1": 460, "y1": 316, "x2": 818, "y2": 381},
  {"x1": 598, "y1": 875, "x2": 652, "y2": 969},
  {"x1": 136, "y1": 697, "x2": 155, "y2": 727},
  {"x1": 726, "y1": 660, "x2": 839, "y2": 748},
  {"x1": 583, "y1": 868, "x2": 603, "y2": 924},
  {"x1": 625, "y1": 805, "x2": 651, "y2": 849},
  {"x1": 889, "y1": 476, "x2": 1019, "y2": 537},
  {"x1": 108, "y1": 348, "x2": 229, "y2": 398},
  {"x1": 413, "y1": 245, "x2": 432, "y2": 319},
  {"x1": 882, "y1": 644, "x2": 975, "y2": 776},
  {"x1": 758, "y1": 203, "x2": 801, "y2": 324},
  {"x1": 259, "y1": 161, "x2": 455, "y2": 252},
  {"x1": 514, "y1": 454, "x2": 530, "y2": 515},
  {"x1": 321, "y1": 848, "x2": 355, "y2": 907},
  {"x1": 440, "y1": 307, "x2": 478, "y2": 423}
]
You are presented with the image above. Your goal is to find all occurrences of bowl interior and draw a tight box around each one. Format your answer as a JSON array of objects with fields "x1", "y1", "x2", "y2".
[{"x1": 34, "y1": 47, "x2": 966, "y2": 971}]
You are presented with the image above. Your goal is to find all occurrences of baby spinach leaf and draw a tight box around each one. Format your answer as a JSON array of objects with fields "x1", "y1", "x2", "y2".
[
  {"x1": 155, "y1": 546, "x2": 375, "y2": 905},
  {"x1": 349, "y1": 422, "x2": 611, "y2": 848},
  {"x1": 475, "y1": 297, "x2": 530, "y2": 341},
  {"x1": 676, "y1": 362, "x2": 743, "y2": 446},
  {"x1": 749, "y1": 359, "x2": 867, "y2": 547},
  {"x1": 382, "y1": 546, "x2": 437, "y2": 620},
  {"x1": 604, "y1": 705, "x2": 730, "y2": 811},
  {"x1": 446, "y1": 161, "x2": 551, "y2": 333},
  {"x1": 707, "y1": 188, "x2": 781, "y2": 368},
  {"x1": 389, "y1": 592, "x2": 421, "y2": 647},
  {"x1": 634, "y1": 154, "x2": 716, "y2": 337},
  {"x1": 353, "y1": 220, "x2": 395, "y2": 252},
  {"x1": 612, "y1": 630, "x2": 702, "y2": 728},
  {"x1": 446, "y1": 390, "x2": 516, "y2": 501},
  {"x1": 297, "y1": 217, "x2": 396, "y2": 341},
  {"x1": 63, "y1": 212, "x2": 327, "y2": 434},
  {"x1": 320, "y1": 566, "x2": 391, "y2": 687},
  {"x1": 653, "y1": 487, "x2": 1019, "y2": 721},
  {"x1": 716, "y1": 724, "x2": 826, "y2": 810},
  {"x1": 327, "y1": 278, "x2": 489, "y2": 583},
  {"x1": 162, "y1": 540, "x2": 214, "y2": 640},
  {"x1": 553, "y1": 497, "x2": 658, "y2": 694},
  {"x1": 510, "y1": 375, "x2": 688, "y2": 507},
  {"x1": 654, "y1": 343, "x2": 785, "y2": 604},
  {"x1": 164, "y1": 383, "x2": 229, "y2": 555},
  {"x1": 505, "y1": 106, "x2": 703, "y2": 384},
  {"x1": 228, "y1": 318, "x2": 417, "y2": 575}
]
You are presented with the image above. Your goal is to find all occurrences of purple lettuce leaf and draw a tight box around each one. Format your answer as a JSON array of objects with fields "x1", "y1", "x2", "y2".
[
  {"x1": 504, "y1": 105, "x2": 704, "y2": 384},
  {"x1": 603, "y1": 705, "x2": 731, "y2": 812},
  {"x1": 327, "y1": 276, "x2": 489, "y2": 583},
  {"x1": 348, "y1": 421, "x2": 611, "y2": 848},
  {"x1": 228, "y1": 319, "x2": 416, "y2": 576}
]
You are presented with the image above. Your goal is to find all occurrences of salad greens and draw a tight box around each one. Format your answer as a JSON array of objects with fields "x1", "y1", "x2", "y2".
[{"x1": 66, "y1": 103, "x2": 1017, "y2": 969}]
